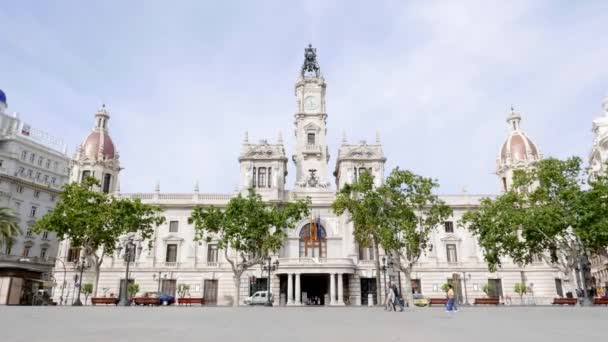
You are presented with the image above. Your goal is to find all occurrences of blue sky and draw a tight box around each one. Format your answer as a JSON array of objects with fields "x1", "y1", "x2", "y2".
[{"x1": 1, "y1": 0, "x2": 607, "y2": 194}]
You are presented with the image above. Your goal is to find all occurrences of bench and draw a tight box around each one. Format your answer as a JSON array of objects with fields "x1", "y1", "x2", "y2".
[
  {"x1": 133, "y1": 297, "x2": 160, "y2": 306},
  {"x1": 593, "y1": 297, "x2": 608, "y2": 306},
  {"x1": 474, "y1": 297, "x2": 500, "y2": 305},
  {"x1": 178, "y1": 297, "x2": 205, "y2": 306},
  {"x1": 428, "y1": 298, "x2": 448, "y2": 306},
  {"x1": 552, "y1": 298, "x2": 577, "y2": 306},
  {"x1": 91, "y1": 297, "x2": 119, "y2": 306}
]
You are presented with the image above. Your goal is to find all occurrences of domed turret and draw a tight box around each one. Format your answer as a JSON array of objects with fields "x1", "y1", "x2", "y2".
[
  {"x1": 80, "y1": 104, "x2": 116, "y2": 160},
  {"x1": 496, "y1": 108, "x2": 542, "y2": 191}
]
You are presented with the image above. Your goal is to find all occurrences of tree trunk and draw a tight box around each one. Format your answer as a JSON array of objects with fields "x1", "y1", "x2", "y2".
[
  {"x1": 93, "y1": 265, "x2": 101, "y2": 297},
  {"x1": 233, "y1": 273, "x2": 242, "y2": 307},
  {"x1": 402, "y1": 267, "x2": 414, "y2": 307},
  {"x1": 372, "y1": 239, "x2": 382, "y2": 306}
]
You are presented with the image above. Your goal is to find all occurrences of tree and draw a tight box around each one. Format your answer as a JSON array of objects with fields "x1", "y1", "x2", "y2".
[
  {"x1": 514, "y1": 283, "x2": 527, "y2": 304},
  {"x1": 482, "y1": 283, "x2": 495, "y2": 298},
  {"x1": 332, "y1": 171, "x2": 385, "y2": 305},
  {"x1": 0, "y1": 207, "x2": 20, "y2": 252},
  {"x1": 461, "y1": 157, "x2": 605, "y2": 296},
  {"x1": 189, "y1": 189, "x2": 309, "y2": 307},
  {"x1": 377, "y1": 168, "x2": 452, "y2": 307},
  {"x1": 177, "y1": 284, "x2": 190, "y2": 298},
  {"x1": 333, "y1": 168, "x2": 452, "y2": 307},
  {"x1": 440, "y1": 283, "x2": 450, "y2": 293},
  {"x1": 82, "y1": 283, "x2": 93, "y2": 305},
  {"x1": 128, "y1": 282, "x2": 139, "y2": 299},
  {"x1": 33, "y1": 177, "x2": 165, "y2": 296}
]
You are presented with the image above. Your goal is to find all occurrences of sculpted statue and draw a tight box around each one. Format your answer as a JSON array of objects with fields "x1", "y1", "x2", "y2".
[{"x1": 301, "y1": 44, "x2": 321, "y2": 77}]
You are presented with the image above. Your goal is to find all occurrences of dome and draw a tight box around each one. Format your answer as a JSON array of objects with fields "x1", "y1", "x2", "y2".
[
  {"x1": 82, "y1": 131, "x2": 115, "y2": 160},
  {"x1": 498, "y1": 109, "x2": 540, "y2": 164},
  {"x1": 0, "y1": 89, "x2": 6, "y2": 104}
]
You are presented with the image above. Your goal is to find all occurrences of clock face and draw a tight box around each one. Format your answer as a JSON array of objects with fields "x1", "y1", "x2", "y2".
[{"x1": 304, "y1": 96, "x2": 319, "y2": 112}]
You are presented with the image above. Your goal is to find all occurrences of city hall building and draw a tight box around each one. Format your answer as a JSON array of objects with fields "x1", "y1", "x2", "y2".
[{"x1": 47, "y1": 46, "x2": 599, "y2": 306}]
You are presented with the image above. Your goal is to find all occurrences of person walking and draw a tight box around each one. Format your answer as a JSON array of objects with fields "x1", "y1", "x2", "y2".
[
  {"x1": 446, "y1": 284, "x2": 458, "y2": 313},
  {"x1": 392, "y1": 283, "x2": 404, "y2": 312},
  {"x1": 385, "y1": 282, "x2": 396, "y2": 312}
]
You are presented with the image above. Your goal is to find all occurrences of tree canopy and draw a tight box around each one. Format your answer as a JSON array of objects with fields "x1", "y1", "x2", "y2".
[
  {"x1": 0, "y1": 207, "x2": 20, "y2": 251},
  {"x1": 189, "y1": 189, "x2": 309, "y2": 306}
]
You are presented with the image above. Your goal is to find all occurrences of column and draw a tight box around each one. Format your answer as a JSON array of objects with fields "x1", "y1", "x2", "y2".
[
  {"x1": 330, "y1": 273, "x2": 336, "y2": 305},
  {"x1": 337, "y1": 273, "x2": 345, "y2": 305},
  {"x1": 287, "y1": 273, "x2": 294, "y2": 305},
  {"x1": 295, "y1": 273, "x2": 301, "y2": 305}
]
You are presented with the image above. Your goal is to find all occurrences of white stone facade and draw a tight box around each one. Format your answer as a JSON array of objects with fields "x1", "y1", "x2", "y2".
[
  {"x1": 53, "y1": 48, "x2": 569, "y2": 306},
  {"x1": 0, "y1": 93, "x2": 71, "y2": 304}
]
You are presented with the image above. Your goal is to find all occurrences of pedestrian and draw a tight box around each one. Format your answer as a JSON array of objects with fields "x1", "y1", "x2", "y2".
[
  {"x1": 392, "y1": 284, "x2": 404, "y2": 312},
  {"x1": 386, "y1": 283, "x2": 396, "y2": 312},
  {"x1": 446, "y1": 284, "x2": 457, "y2": 313}
]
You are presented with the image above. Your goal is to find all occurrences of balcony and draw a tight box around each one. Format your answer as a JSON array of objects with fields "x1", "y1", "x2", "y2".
[{"x1": 303, "y1": 144, "x2": 322, "y2": 155}]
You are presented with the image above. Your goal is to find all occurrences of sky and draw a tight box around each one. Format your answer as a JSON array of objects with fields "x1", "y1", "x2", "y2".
[{"x1": 1, "y1": 0, "x2": 607, "y2": 195}]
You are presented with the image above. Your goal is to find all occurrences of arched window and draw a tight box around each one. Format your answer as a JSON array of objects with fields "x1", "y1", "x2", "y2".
[{"x1": 299, "y1": 223, "x2": 327, "y2": 258}]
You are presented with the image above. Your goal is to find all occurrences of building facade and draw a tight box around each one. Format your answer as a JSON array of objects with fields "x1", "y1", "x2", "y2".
[
  {"x1": 0, "y1": 89, "x2": 71, "y2": 305},
  {"x1": 53, "y1": 46, "x2": 572, "y2": 306}
]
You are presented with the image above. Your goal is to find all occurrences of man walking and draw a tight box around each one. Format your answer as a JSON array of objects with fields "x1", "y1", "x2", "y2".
[
  {"x1": 392, "y1": 283, "x2": 404, "y2": 312},
  {"x1": 446, "y1": 284, "x2": 458, "y2": 313}
]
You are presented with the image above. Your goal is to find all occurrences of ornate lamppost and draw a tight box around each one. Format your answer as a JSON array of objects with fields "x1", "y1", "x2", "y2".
[
  {"x1": 381, "y1": 256, "x2": 388, "y2": 295},
  {"x1": 72, "y1": 254, "x2": 88, "y2": 306},
  {"x1": 262, "y1": 257, "x2": 279, "y2": 307},
  {"x1": 118, "y1": 236, "x2": 135, "y2": 306}
]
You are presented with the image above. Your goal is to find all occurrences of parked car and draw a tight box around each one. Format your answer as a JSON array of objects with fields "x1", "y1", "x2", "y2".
[
  {"x1": 143, "y1": 292, "x2": 175, "y2": 305},
  {"x1": 413, "y1": 293, "x2": 429, "y2": 307},
  {"x1": 244, "y1": 291, "x2": 272, "y2": 305}
]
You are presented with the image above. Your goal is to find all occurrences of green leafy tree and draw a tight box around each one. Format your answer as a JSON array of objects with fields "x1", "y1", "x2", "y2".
[
  {"x1": 177, "y1": 284, "x2": 190, "y2": 298},
  {"x1": 189, "y1": 189, "x2": 309, "y2": 307},
  {"x1": 482, "y1": 283, "x2": 495, "y2": 297},
  {"x1": 332, "y1": 171, "x2": 385, "y2": 304},
  {"x1": 440, "y1": 283, "x2": 450, "y2": 293},
  {"x1": 33, "y1": 177, "x2": 165, "y2": 296},
  {"x1": 514, "y1": 283, "x2": 527, "y2": 303},
  {"x1": 128, "y1": 282, "x2": 139, "y2": 299},
  {"x1": 0, "y1": 208, "x2": 20, "y2": 252},
  {"x1": 82, "y1": 283, "x2": 93, "y2": 305},
  {"x1": 333, "y1": 168, "x2": 451, "y2": 307},
  {"x1": 461, "y1": 157, "x2": 607, "y2": 295}
]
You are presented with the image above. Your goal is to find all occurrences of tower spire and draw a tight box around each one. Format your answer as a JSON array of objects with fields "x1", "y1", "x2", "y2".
[{"x1": 301, "y1": 44, "x2": 321, "y2": 77}]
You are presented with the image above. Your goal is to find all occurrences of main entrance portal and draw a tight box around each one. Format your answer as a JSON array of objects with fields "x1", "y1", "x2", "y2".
[{"x1": 301, "y1": 274, "x2": 328, "y2": 305}]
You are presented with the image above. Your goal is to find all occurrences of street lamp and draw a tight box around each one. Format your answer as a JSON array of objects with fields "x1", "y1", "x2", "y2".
[
  {"x1": 262, "y1": 257, "x2": 279, "y2": 307},
  {"x1": 72, "y1": 254, "x2": 88, "y2": 306},
  {"x1": 462, "y1": 272, "x2": 471, "y2": 305},
  {"x1": 118, "y1": 237, "x2": 136, "y2": 306},
  {"x1": 381, "y1": 256, "x2": 388, "y2": 295}
]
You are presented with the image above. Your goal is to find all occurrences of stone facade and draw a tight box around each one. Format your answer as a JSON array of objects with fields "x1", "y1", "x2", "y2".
[{"x1": 0, "y1": 91, "x2": 71, "y2": 304}]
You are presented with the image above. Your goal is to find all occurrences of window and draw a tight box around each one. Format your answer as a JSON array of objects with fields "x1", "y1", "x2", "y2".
[
  {"x1": 169, "y1": 221, "x2": 179, "y2": 233},
  {"x1": 26, "y1": 169, "x2": 33, "y2": 178},
  {"x1": 18, "y1": 167, "x2": 25, "y2": 176},
  {"x1": 267, "y1": 167, "x2": 272, "y2": 188},
  {"x1": 307, "y1": 133, "x2": 315, "y2": 145},
  {"x1": 53, "y1": 161, "x2": 58, "y2": 171},
  {"x1": 207, "y1": 244, "x2": 218, "y2": 263},
  {"x1": 51, "y1": 177, "x2": 56, "y2": 185},
  {"x1": 4, "y1": 241, "x2": 12, "y2": 254},
  {"x1": 358, "y1": 245, "x2": 375, "y2": 261},
  {"x1": 67, "y1": 247, "x2": 80, "y2": 262},
  {"x1": 45, "y1": 159, "x2": 51, "y2": 169},
  {"x1": 0, "y1": 159, "x2": 3, "y2": 167},
  {"x1": 299, "y1": 223, "x2": 327, "y2": 258},
  {"x1": 42, "y1": 231, "x2": 49, "y2": 240},
  {"x1": 14, "y1": 201, "x2": 21, "y2": 211},
  {"x1": 81, "y1": 170, "x2": 91, "y2": 182},
  {"x1": 35, "y1": 172, "x2": 41, "y2": 181},
  {"x1": 411, "y1": 279, "x2": 422, "y2": 294},
  {"x1": 26, "y1": 230, "x2": 34, "y2": 238},
  {"x1": 16, "y1": 185, "x2": 24, "y2": 193},
  {"x1": 37, "y1": 156, "x2": 43, "y2": 166},
  {"x1": 21, "y1": 151, "x2": 27, "y2": 160},
  {"x1": 29, "y1": 153, "x2": 35, "y2": 163},
  {"x1": 50, "y1": 195, "x2": 56, "y2": 202},
  {"x1": 166, "y1": 244, "x2": 178, "y2": 262},
  {"x1": 444, "y1": 221, "x2": 454, "y2": 233},
  {"x1": 34, "y1": 190, "x2": 40, "y2": 199},
  {"x1": 43, "y1": 175, "x2": 48, "y2": 183},
  {"x1": 102, "y1": 174, "x2": 111, "y2": 193},
  {"x1": 252, "y1": 167, "x2": 257, "y2": 187},
  {"x1": 22, "y1": 245, "x2": 31, "y2": 257},
  {"x1": 30, "y1": 206, "x2": 37, "y2": 217},
  {"x1": 502, "y1": 177, "x2": 508, "y2": 192},
  {"x1": 530, "y1": 253, "x2": 543, "y2": 264},
  {"x1": 446, "y1": 244, "x2": 458, "y2": 263},
  {"x1": 124, "y1": 244, "x2": 136, "y2": 262},
  {"x1": 258, "y1": 167, "x2": 266, "y2": 188},
  {"x1": 40, "y1": 247, "x2": 48, "y2": 259}
]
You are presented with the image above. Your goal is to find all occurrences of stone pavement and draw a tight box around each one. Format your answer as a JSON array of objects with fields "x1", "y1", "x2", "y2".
[{"x1": 0, "y1": 306, "x2": 605, "y2": 342}]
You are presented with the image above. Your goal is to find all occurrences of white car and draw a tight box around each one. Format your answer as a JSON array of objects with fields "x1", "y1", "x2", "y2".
[{"x1": 244, "y1": 291, "x2": 272, "y2": 305}]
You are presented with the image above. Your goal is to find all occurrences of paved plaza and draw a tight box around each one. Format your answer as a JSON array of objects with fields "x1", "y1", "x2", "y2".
[{"x1": 0, "y1": 306, "x2": 605, "y2": 342}]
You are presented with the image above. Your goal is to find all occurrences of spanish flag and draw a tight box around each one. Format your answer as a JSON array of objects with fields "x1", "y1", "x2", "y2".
[{"x1": 310, "y1": 215, "x2": 318, "y2": 241}]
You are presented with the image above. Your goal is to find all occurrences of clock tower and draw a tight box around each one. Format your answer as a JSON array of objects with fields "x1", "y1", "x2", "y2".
[{"x1": 292, "y1": 44, "x2": 331, "y2": 190}]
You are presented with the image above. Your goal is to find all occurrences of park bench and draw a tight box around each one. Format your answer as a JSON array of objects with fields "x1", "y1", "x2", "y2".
[
  {"x1": 428, "y1": 298, "x2": 448, "y2": 306},
  {"x1": 133, "y1": 297, "x2": 160, "y2": 306},
  {"x1": 474, "y1": 297, "x2": 500, "y2": 305},
  {"x1": 91, "y1": 297, "x2": 119, "y2": 306},
  {"x1": 552, "y1": 297, "x2": 577, "y2": 306},
  {"x1": 593, "y1": 297, "x2": 608, "y2": 306},
  {"x1": 178, "y1": 297, "x2": 205, "y2": 306}
]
